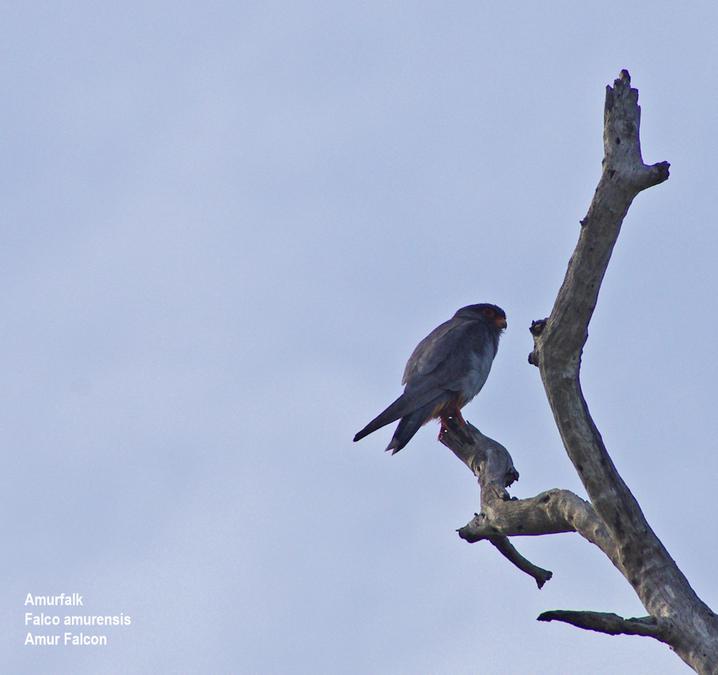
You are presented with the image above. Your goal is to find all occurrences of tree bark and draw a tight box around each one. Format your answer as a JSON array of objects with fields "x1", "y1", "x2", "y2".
[{"x1": 441, "y1": 71, "x2": 718, "y2": 673}]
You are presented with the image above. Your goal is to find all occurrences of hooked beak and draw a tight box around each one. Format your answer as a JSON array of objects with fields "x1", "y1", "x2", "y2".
[{"x1": 495, "y1": 316, "x2": 507, "y2": 330}]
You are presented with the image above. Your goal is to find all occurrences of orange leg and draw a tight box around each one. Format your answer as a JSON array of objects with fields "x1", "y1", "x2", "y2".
[{"x1": 438, "y1": 400, "x2": 466, "y2": 438}]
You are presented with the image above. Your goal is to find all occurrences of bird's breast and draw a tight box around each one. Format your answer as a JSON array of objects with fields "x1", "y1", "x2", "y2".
[{"x1": 460, "y1": 344, "x2": 496, "y2": 402}]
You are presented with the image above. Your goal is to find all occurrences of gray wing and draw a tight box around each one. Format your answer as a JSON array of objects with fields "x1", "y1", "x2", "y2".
[
  {"x1": 402, "y1": 318, "x2": 459, "y2": 385},
  {"x1": 403, "y1": 319, "x2": 480, "y2": 384},
  {"x1": 402, "y1": 318, "x2": 497, "y2": 403}
]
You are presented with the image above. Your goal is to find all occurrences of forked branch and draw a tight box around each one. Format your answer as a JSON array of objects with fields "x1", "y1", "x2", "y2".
[
  {"x1": 439, "y1": 419, "x2": 618, "y2": 581},
  {"x1": 441, "y1": 71, "x2": 718, "y2": 673}
]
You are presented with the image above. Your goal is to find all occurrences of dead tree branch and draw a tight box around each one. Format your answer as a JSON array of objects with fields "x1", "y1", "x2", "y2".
[
  {"x1": 529, "y1": 69, "x2": 718, "y2": 674},
  {"x1": 537, "y1": 610, "x2": 662, "y2": 639},
  {"x1": 439, "y1": 71, "x2": 718, "y2": 673}
]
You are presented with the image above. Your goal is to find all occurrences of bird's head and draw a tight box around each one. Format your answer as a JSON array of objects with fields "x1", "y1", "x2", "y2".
[{"x1": 454, "y1": 303, "x2": 507, "y2": 331}]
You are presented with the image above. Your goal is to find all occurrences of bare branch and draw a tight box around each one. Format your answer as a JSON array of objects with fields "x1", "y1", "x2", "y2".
[
  {"x1": 439, "y1": 419, "x2": 619, "y2": 581},
  {"x1": 537, "y1": 610, "x2": 663, "y2": 639},
  {"x1": 441, "y1": 420, "x2": 613, "y2": 546},
  {"x1": 439, "y1": 418, "x2": 517, "y2": 495},
  {"x1": 438, "y1": 418, "x2": 554, "y2": 585},
  {"x1": 431, "y1": 71, "x2": 718, "y2": 672},
  {"x1": 530, "y1": 70, "x2": 670, "y2": 542},
  {"x1": 489, "y1": 537, "x2": 552, "y2": 589},
  {"x1": 527, "y1": 70, "x2": 718, "y2": 672}
]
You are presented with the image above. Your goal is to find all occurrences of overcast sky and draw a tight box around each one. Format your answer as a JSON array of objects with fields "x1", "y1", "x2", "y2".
[{"x1": 3, "y1": 2, "x2": 717, "y2": 673}]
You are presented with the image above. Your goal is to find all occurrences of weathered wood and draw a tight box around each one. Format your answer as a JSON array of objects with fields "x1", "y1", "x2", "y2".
[
  {"x1": 537, "y1": 610, "x2": 661, "y2": 639},
  {"x1": 439, "y1": 419, "x2": 617, "y2": 578},
  {"x1": 440, "y1": 71, "x2": 718, "y2": 673},
  {"x1": 529, "y1": 70, "x2": 718, "y2": 674}
]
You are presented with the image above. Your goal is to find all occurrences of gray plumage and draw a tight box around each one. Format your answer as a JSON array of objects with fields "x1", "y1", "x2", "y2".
[{"x1": 354, "y1": 303, "x2": 506, "y2": 453}]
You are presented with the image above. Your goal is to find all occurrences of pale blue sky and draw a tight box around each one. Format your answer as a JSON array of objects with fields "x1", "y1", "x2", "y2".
[{"x1": 3, "y1": 2, "x2": 717, "y2": 673}]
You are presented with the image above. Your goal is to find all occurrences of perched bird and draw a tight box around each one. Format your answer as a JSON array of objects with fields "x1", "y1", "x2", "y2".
[{"x1": 354, "y1": 303, "x2": 506, "y2": 454}]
